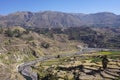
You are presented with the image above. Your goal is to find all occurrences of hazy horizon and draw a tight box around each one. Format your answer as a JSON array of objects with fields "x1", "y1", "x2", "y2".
[{"x1": 0, "y1": 10, "x2": 119, "y2": 16}]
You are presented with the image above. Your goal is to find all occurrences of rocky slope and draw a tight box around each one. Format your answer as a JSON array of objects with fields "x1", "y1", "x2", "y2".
[
  {"x1": 0, "y1": 26, "x2": 82, "y2": 80},
  {"x1": 0, "y1": 11, "x2": 120, "y2": 28}
]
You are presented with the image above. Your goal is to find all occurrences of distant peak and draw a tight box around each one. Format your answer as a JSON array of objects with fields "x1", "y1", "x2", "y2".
[
  {"x1": 15, "y1": 11, "x2": 33, "y2": 14},
  {"x1": 0, "y1": 11, "x2": 118, "y2": 16},
  {"x1": 92, "y1": 12, "x2": 116, "y2": 15},
  {"x1": 7, "y1": 11, "x2": 34, "y2": 16}
]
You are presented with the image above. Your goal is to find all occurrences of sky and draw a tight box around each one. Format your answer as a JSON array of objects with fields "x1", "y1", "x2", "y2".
[{"x1": 0, "y1": 0, "x2": 120, "y2": 15}]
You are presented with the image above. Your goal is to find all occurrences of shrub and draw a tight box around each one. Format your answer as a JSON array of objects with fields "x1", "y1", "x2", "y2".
[
  {"x1": 0, "y1": 27, "x2": 3, "y2": 34},
  {"x1": 13, "y1": 29, "x2": 21, "y2": 37},
  {"x1": 5, "y1": 28, "x2": 14, "y2": 37}
]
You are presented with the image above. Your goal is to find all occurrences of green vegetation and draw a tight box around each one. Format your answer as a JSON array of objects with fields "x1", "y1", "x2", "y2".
[
  {"x1": 5, "y1": 28, "x2": 14, "y2": 37},
  {"x1": 4, "y1": 28, "x2": 23, "y2": 37},
  {"x1": 98, "y1": 51, "x2": 120, "y2": 55},
  {"x1": 90, "y1": 57, "x2": 102, "y2": 63},
  {"x1": 99, "y1": 51, "x2": 112, "y2": 55},
  {"x1": 13, "y1": 29, "x2": 21, "y2": 37},
  {"x1": 0, "y1": 27, "x2": 3, "y2": 33}
]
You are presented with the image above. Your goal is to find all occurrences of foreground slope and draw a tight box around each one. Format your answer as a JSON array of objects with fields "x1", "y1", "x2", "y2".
[{"x1": 0, "y1": 26, "x2": 82, "y2": 80}]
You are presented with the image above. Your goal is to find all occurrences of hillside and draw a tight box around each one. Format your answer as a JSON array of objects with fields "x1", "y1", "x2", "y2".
[
  {"x1": 29, "y1": 27, "x2": 120, "y2": 48},
  {"x1": 0, "y1": 11, "x2": 120, "y2": 80},
  {"x1": 0, "y1": 26, "x2": 82, "y2": 80},
  {"x1": 0, "y1": 11, "x2": 120, "y2": 28},
  {"x1": 0, "y1": 26, "x2": 119, "y2": 80}
]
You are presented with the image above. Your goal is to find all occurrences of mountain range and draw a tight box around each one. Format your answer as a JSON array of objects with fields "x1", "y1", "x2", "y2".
[{"x1": 0, "y1": 11, "x2": 120, "y2": 28}]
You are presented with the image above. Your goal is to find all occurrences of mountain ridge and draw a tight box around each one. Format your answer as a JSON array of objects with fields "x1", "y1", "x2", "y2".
[{"x1": 0, "y1": 11, "x2": 120, "y2": 28}]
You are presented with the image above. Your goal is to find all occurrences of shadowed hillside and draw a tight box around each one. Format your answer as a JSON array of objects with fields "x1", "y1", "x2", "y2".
[{"x1": 28, "y1": 27, "x2": 120, "y2": 48}]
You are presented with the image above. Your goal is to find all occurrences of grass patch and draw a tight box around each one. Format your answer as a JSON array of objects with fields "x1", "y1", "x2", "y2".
[
  {"x1": 42, "y1": 56, "x2": 71, "y2": 66},
  {"x1": 99, "y1": 51, "x2": 112, "y2": 55},
  {"x1": 98, "y1": 51, "x2": 120, "y2": 55},
  {"x1": 90, "y1": 58, "x2": 102, "y2": 63},
  {"x1": 109, "y1": 51, "x2": 120, "y2": 55},
  {"x1": 42, "y1": 61, "x2": 59, "y2": 66}
]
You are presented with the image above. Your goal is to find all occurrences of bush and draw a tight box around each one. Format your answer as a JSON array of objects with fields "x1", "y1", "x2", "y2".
[
  {"x1": 13, "y1": 29, "x2": 21, "y2": 37},
  {"x1": 0, "y1": 27, "x2": 3, "y2": 34},
  {"x1": 4, "y1": 28, "x2": 23, "y2": 37},
  {"x1": 5, "y1": 28, "x2": 14, "y2": 37}
]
